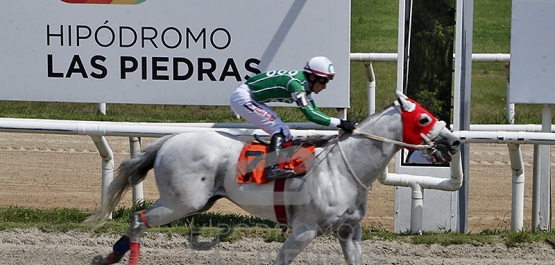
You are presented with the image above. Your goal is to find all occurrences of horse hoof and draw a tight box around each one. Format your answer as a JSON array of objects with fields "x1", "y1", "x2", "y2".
[{"x1": 91, "y1": 255, "x2": 109, "y2": 265}]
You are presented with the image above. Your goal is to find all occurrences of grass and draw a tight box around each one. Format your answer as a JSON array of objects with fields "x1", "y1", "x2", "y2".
[{"x1": 2, "y1": 205, "x2": 555, "y2": 247}]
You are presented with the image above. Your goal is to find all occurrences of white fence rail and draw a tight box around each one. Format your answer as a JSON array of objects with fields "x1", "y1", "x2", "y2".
[
  {"x1": 0, "y1": 117, "x2": 338, "y2": 207},
  {"x1": 349, "y1": 53, "x2": 512, "y2": 122},
  {"x1": 350, "y1": 53, "x2": 555, "y2": 232},
  {"x1": 5, "y1": 52, "x2": 552, "y2": 233}
]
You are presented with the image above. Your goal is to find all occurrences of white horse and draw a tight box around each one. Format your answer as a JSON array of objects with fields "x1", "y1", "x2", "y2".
[{"x1": 86, "y1": 92, "x2": 460, "y2": 265}]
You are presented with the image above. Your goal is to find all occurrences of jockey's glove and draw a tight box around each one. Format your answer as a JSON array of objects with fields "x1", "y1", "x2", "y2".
[{"x1": 338, "y1": 120, "x2": 356, "y2": 133}]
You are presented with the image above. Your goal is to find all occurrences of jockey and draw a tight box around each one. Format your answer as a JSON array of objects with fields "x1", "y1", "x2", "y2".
[{"x1": 230, "y1": 56, "x2": 356, "y2": 181}]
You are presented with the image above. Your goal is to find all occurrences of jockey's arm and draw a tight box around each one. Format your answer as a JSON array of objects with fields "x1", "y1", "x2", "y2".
[{"x1": 292, "y1": 91, "x2": 340, "y2": 127}]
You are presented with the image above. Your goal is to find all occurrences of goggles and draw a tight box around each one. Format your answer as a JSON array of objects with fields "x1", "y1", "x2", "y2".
[{"x1": 317, "y1": 77, "x2": 329, "y2": 85}]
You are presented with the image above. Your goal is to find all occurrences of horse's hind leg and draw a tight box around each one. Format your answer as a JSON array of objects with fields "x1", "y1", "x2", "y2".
[
  {"x1": 92, "y1": 200, "x2": 200, "y2": 265},
  {"x1": 91, "y1": 211, "x2": 149, "y2": 265}
]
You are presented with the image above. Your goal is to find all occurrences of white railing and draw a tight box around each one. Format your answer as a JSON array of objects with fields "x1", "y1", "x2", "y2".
[
  {"x1": 0, "y1": 117, "x2": 337, "y2": 207},
  {"x1": 351, "y1": 53, "x2": 510, "y2": 232},
  {"x1": 5, "y1": 52, "x2": 546, "y2": 233},
  {"x1": 349, "y1": 53, "x2": 512, "y2": 121},
  {"x1": 350, "y1": 53, "x2": 555, "y2": 232}
]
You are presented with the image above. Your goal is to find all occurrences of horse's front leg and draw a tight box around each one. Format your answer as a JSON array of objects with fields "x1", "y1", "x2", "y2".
[
  {"x1": 337, "y1": 223, "x2": 363, "y2": 265},
  {"x1": 273, "y1": 223, "x2": 318, "y2": 265}
]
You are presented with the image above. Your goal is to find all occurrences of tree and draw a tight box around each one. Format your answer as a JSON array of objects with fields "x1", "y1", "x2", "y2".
[{"x1": 407, "y1": 0, "x2": 455, "y2": 124}]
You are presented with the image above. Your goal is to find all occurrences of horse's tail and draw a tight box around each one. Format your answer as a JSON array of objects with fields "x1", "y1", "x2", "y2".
[{"x1": 85, "y1": 134, "x2": 176, "y2": 230}]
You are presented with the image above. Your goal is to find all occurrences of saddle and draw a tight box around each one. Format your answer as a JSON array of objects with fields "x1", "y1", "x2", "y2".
[{"x1": 236, "y1": 135, "x2": 335, "y2": 184}]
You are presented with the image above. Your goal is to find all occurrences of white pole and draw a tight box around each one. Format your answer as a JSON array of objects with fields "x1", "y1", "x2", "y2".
[
  {"x1": 90, "y1": 135, "x2": 114, "y2": 219},
  {"x1": 508, "y1": 143, "x2": 524, "y2": 231},
  {"x1": 0, "y1": 118, "x2": 339, "y2": 138},
  {"x1": 541, "y1": 105, "x2": 552, "y2": 231},
  {"x1": 410, "y1": 183, "x2": 423, "y2": 235},
  {"x1": 504, "y1": 64, "x2": 515, "y2": 124},
  {"x1": 379, "y1": 168, "x2": 463, "y2": 192},
  {"x1": 350, "y1": 53, "x2": 398, "y2": 61},
  {"x1": 349, "y1": 53, "x2": 509, "y2": 62},
  {"x1": 379, "y1": 151, "x2": 464, "y2": 234},
  {"x1": 98, "y1": 103, "x2": 106, "y2": 115},
  {"x1": 454, "y1": 130, "x2": 555, "y2": 144},
  {"x1": 532, "y1": 144, "x2": 541, "y2": 230},
  {"x1": 336, "y1": 109, "x2": 347, "y2": 120},
  {"x1": 396, "y1": 0, "x2": 408, "y2": 95},
  {"x1": 364, "y1": 61, "x2": 376, "y2": 115},
  {"x1": 532, "y1": 105, "x2": 552, "y2": 231},
  {"x1": 469, "y1": 124, "x2": 555, "y2": 132},
  {"x1": 8, "y1": 118, "x2": 555, "y2": 133},
  {"x1": 129, "y1": 137, "x2": 144, "y2": 204}
]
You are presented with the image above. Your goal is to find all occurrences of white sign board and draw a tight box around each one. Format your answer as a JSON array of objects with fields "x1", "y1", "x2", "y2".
[
  {"x1": 0, "y1": 0, "x2": 350, "y2": 107},
  {"x1": 510, "y1": 0, "x2": 555, "y2": 104}
]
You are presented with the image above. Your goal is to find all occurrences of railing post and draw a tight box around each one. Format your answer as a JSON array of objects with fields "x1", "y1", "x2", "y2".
[
  {"x1": 129, "y1": 137, "x2": 144, "y2": 204},
  {"x1": 505, "y1": 63, "x2": 514, "y2": 124},
  {"x1": 363, "y1": 61, "x2": 376, "y2": 115}
]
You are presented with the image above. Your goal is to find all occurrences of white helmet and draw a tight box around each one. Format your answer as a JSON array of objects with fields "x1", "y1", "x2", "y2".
[{"x1": 304, "y1": 56, "x2": 335, "y2": 80}]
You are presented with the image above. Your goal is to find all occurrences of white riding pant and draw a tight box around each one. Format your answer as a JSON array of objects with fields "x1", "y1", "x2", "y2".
[{"x1": 230, "y1": 84, "x2": 292, "y2": 141}]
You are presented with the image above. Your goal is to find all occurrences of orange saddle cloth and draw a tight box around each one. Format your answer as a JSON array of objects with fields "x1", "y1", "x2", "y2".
[{"x1": 236, "y1": 142, "x2": 316, "y2": 185}]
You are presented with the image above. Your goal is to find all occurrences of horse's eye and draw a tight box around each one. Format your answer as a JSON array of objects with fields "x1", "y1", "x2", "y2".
[{"x1": 418, "y1": 114, "x2": 432, "y2": 126}]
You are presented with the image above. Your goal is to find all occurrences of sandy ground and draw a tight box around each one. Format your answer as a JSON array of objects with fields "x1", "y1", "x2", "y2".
[
  {"x1": 1, "y1": 228, "x2": 555, "y2": 265},
  {"x1": 1, "y1": 133, "x2": 555, "y2": 264}
]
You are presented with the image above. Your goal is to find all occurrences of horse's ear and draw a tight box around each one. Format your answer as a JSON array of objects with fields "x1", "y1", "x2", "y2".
[
  {"x1": 395, "y1": 91, "x2": 415, "y2": 112},
  {"x1": 395, "y1": 90, "x2": 406, "y2": 100}
]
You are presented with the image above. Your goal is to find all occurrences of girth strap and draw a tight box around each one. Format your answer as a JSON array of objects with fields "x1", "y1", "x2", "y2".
[{"x1": 273, "y1": 178, "x2": 288, "y2": 226}]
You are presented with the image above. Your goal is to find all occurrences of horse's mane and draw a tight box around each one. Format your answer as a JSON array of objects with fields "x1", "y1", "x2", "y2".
[
  {"x1": 355, "y1": 102, "x2": 397, "y2": 129},
  {"x1": 216, "y1": 131, "x2": 241, "y2": 140}
]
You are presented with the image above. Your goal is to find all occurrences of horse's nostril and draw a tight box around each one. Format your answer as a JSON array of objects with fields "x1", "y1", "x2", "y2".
[{"x1": 450, "y1": 140, "x2": 461, "y2": 154}]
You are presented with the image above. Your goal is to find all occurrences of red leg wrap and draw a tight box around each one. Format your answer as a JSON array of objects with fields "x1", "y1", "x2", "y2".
[
  {"x1": 139, "y1": 210, "x2": 151, "y2": 228},
  {"x1": 128, "y1": 241, "x2": 140, "y2": 265},
  {"x1": 105, "y1": 252, "x2": 117, "y2": 264}
]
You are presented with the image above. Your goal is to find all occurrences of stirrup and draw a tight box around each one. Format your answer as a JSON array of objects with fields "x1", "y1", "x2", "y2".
[{"x1": 265, "y1": 168, "x2": 295, "y2": 181}]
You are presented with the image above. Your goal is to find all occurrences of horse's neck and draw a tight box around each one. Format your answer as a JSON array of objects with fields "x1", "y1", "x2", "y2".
[
  {"x1": 358, "y1": 105, "x2": 403, "y2": 142},
  {"x1": 338, "y1": 106, "x2": 403, "y2": 185}
]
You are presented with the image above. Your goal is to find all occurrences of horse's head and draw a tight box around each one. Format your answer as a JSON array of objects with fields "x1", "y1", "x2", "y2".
[{"x1": 395, "y1": 91, "x2": 460, "y2": 163}]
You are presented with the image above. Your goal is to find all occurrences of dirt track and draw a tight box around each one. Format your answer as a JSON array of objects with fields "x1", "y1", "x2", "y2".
[
  {"x1": 2, "y1": 228, "x2": 555, "y2": 265},
  {"x1": 1, "y1": 133, "x2": 555, "y2": 264}
]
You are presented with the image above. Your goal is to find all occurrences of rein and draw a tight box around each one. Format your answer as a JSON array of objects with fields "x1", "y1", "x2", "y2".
[
  {"x1": 337, "y1": 139, "x2": 371, "y2": 191},
  {"x1": 351, "y1": 130, "x2": 435, "y2": 150},
  {"x1": 336, "y1": 128, "x2": 439, "y2": 191}
]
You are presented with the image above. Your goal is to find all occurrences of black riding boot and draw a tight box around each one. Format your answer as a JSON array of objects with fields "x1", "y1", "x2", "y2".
[{"x1": 265, "y1": 133, "x2": 295, "y2": 181}]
